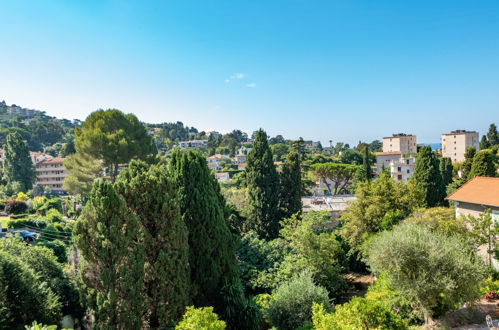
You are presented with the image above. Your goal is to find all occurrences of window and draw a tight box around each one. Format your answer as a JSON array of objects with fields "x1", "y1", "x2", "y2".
[
  {"x1": 397, "y1": 175, "x2": 402, "y2": 180},
  {"x1": 407, "y1": 169, "x2": 410, "y2": 174},
  {"x1": 397, "y1": 167, "x2": 401, "y2": 172},
  {"x1": 406, "y1": 159, "x2": 409, "y2": 164}
]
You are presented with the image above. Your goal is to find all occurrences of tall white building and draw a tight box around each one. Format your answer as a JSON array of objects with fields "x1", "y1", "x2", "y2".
[
  {"x1": 382, "y1": 133, "x2": 417, "y2": 154},
  {"x1": 375, "y1": 152, "x2": 416, "y2": 182},
  {"x1": 441, "y1": 130, "x2": 479, "y2": 163}
]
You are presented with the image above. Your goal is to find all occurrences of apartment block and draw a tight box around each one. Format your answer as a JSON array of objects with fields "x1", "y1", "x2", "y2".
[
  {"x1": 382, "y1": 133, "x2": 417, "y2": 154},
  {"x1": 441, "y1": 130, "x2": 479, "y2": 163},
  {"x1": 375, "y1": 152, "x2": 416, "y2": 182},
  {"x1": 35, "y1": 157, "x2": 67, "y2": 193}
]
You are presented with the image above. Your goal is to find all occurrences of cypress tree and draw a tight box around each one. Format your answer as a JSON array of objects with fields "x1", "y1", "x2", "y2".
[
  {"x1": 356, "y1": 146, "x2": 373, "y2": 182},
  {"x1": 115, "y1": 160, "x2": 190, "y2": 328},
  {"x1": 480, "y1": 135, "x2": 490, "y2": 150},
  {"x1": 2, "y1": 132, "x2": 36, "y2": 192},
  {"x1": 440, "y1": 157, "x2": 453, "y2": 187},
  {"x1": 413, "y1": 146, "x2": 444, "y2": 207},
  {"x1": 461, "y1": 146, "x2": 476, "y2": 181},
  {"x1": 245, "y1": 129, "x2": 280, "y2": 239},
  {"x1": 487, "y1": 123, "x2": 499, "y2": 146},
  {"x1": 170, "y1": 149, "x2": 238, "y2": 308},
  {"x1": 469, "y1": 150, "x2": 497, "y2": 178},
  {"x1": 74, "y1": 180, "x2": 145, "y2": 329},
  {"x1": 279, "y1": 151, "x2": 303, "y2": 219}
]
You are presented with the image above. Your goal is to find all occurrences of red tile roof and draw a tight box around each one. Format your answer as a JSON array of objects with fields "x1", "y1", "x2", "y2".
[
  {"x1": 446, "y1": 176, "x2": 499, "y2": 208},
  {"x1": 375, "y1": 151, "x2": 402, "y2": 156}
]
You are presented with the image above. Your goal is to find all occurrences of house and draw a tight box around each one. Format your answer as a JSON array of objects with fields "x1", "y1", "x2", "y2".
[
  {"x1": 375, "y1": 152, "x2": 416, "y2": 182},
  {"x1": 178, "y1": 140, "x2": 208, "y2": 148},
  {"x1": 446, "y1": 176, "x2": 499, "y2": 220},
  {"x1": 214, "y1": 172, "x2": 231, "y2": 183},
  {"x1": 35, "y1": 157, "x2": 68, "y2": 193},
  {"x1": 233, "y1": 154, "x2": 247, "y2": 164},
  {"x1": 441, "y1": 130, "x2": 480, "y2": 163},
  {"x1": 382, "y1": 133, "x2": 417, "y2": 154}
]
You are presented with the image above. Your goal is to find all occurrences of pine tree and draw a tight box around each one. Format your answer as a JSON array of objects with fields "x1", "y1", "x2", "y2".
[
  {"x1": 480, "y1": 135, "x2": 490, "y2": 150},
  {"x1": 413, "y1": 146, "x2": 444, "y2": 207},
  {"x1": 2, "y1": 132, "x2": 36, "y2": 192},
  {"x1": 245, "y1": 129, "x2": 280, "y2": 239},
  {"x1": 487, "y1": 123, "x2": 499, "y2": 146},
  {"x1": 279, "y1": 152, "x2": 302, "y2": 219},
  {"x1": 461, "y1": 146, "x2": 476, "y2": 181},
  {"x1": 74, "y1": 180, "x2": 145, "y2": 329},
  {"x1": 170, "y1": 149, "x2": 238, "y2": 308},
  {"x1": 469, "y1": 150, "x2": 497, "y2": 178},
  {"x1": 115, "y1": 160, "x2": 190, "y2": 328}
]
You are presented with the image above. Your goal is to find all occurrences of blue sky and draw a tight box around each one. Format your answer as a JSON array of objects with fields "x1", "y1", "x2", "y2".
[{"x1": 1, "y1": 0, "x2": 498, "y2": 145}]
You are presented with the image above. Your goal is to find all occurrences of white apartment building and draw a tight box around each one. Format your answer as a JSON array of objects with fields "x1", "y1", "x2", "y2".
[
  {"x1": 382, "y1": 134, "x2": 417, "y2": 154},
  {"x1": 178, "y1": 140, "x2": 208, "y2": 148},
  {"x1": 35, "y1": 157, "x2": 67, "y2": 193},
  {"x1": 441, "y1": 130, "x2": 479, "y2": 163},
  {"x1": 375, "y1": 152, "x2": 416, "y2": 182}
]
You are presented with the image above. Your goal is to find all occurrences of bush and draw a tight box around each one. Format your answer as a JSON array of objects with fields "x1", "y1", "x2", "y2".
[
  {"x1": 5, "y1": 200, "x2": 28, "y2": 215},
  {"x1": 176, "y1": 306, "x2": 226, "y2": 330},
  {"x1": 267, "y1": 270, "x2": 331, "y2": 330},
  {"x1": 312, "y1": 297, "x2": 408, "y2": 330},
  {"x1": 39, "y1": 239, "x2": 67, "y2": 263},
  {"x1": 45, "y1": 209, "x2": 63, "y2": 223},
  {"x1": 220, "y1": 279, "x2": 261, "y2": 330}
]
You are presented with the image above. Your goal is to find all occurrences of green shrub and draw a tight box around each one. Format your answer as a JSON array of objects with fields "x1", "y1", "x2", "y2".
[
  {"x1": 38, "y1": 198, "x2": 62, "y2": 214},
  {"x1": 176, "y1": 306, "x2": 226, "y2": 330},
  {"x1": 312, "y1": 297, "x2": 408, "y2": 330},
  {"x1": 39, "y1": 240, "x2": 67, "y2": 263},
  {"x1": 267, "y1": 270, "x2": 331, "y2": 330},
  {"x1": 5, "y1": 200, "x2": 28, "y2": 215},
  {"x1": 45, "y1": 209, "x2": 63, "y2": 223},
  {"x1": 220, "y1": 279, "x2": 261, "y2": 330}
]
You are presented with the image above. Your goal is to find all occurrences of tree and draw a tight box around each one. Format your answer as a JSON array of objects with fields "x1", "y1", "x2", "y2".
[
  {"x1": 412, "y1": 146, "x2": 444, "y2": 207},
  {"x1": 487, "y1": 123, "x2": 499, "y2": 146},
  {"x1": 469, "y1": 150, "x2": 496, "y2": 178},
  {"x1": 267, "y1": 270, "x2": 331, "y2": 330},
  {"x1": 480, "y1": 135, "x2": 490, "y2": 149},
  {"x1": 170, "y1": 149, "x2": 238, "y2": 308},
  {"x1": 290, "y1": 137, "x2": 306, "y2": 157},
  {"x1": 0, "y1": 251, "x2": 61, "y2": 329},
  {"x1": 340, "y1": 173, "x2": 423, "y2": 250},
  {"x1": 62, "y1": 152, "x2": 102, "y2": 196},
  {"x1": 74, "y1": 180, "x2": 145, "y2": 329},
  {"x1": 461, "y1": 146, "x2": 476, "y2": 181},
  {"x1": 73, "y1": 109, "x2": 154, "y2": 182},
  {"x1": 439, "y1": 157, "x2": 453, "y2": 188},
  {"x1": 367, "y1": 223, "x2": 485, "y2": 325},
  {"x1": 2, "y1": 132, "x2": 36, "y2": 192},
  {"x1": 340, "y1": 149, "x2": 363, "y2": 165},
  {"x1": 356, "y1": 147, "x2": 373, "y2": 182},
  {"x1": 279, "y1": 152, "x2": 302, "y2": 219},
  {"x1": 311, "y1": 163, "x2": 358, "y2": 195},
  {"x1": 115, "y1": 160, "x2": 190, "y2": 328},
  {"x1": 176, "y1": 306, "x2": 226, "y2": 330},
  {"x1": 271, "y1": 143, "x2": 289, "y2": 161},
  {"x1": 467, "y1": 210, "x2": 499, "y2": 268},
  {"x1": 245, "y1": 129, "x2": 280, "y2": 240},
  {"x1": 403, "y1": 207, "x2": 468, "y2": 236},
  {"x1": 269, "y1": 134, "x2": 286, "y2": 145}
]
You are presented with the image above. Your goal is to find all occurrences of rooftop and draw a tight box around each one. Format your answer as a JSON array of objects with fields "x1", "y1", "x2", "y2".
[
  {"x1": 442, "y1": 130, "x2": 478, "y2": 135},
  {"x1": 37, "y1": 157, "x2": 65, "y2": 165},
  {"x1": 383, "y1": 133, "x2": 415, "y2": 139},
  {"x1": 446, "y1": 176, "x2": 499, "y2": 208},
  {"x1": 375, "y1": 151, "x2": 402, "y2": 156}
]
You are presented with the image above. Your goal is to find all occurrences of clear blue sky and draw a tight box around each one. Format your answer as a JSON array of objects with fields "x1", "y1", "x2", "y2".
[{"x1": 1, "y1": 1, "x2": 498, "y2": 145}]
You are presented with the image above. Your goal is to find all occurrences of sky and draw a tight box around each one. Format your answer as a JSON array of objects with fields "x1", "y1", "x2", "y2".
[{"x1": 1, "y1": 0, "x2": 498, "y2": 145}]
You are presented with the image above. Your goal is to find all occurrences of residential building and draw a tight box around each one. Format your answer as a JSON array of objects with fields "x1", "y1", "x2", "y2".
[
  {"x1": 446, "y1": 176, "x2": 499, "y2": 219},
  {"x1": 35, "y1": 157, "x2": 68, "y2": 193},
  {"x1": 382, "y1": 133, "x2": 417, "y2": 154},
  {"x1": 214, "y1": 172, "x2": 230, "y2": 183},
  {"x1": 441, "y1": 130, "x2": 479, "y2": 163},
  {"x1": 375, "y1": 151, "x2": 416, "y2": 182},
  {"x1": 178, "y1": 139, "x2": 208, "y2": 148},
  {"x1": 207, "y1": 131, "x2": 221, "y2": 139},
  {"x1": 233, "y1": 154, "x2": 247, "y2": 164}
]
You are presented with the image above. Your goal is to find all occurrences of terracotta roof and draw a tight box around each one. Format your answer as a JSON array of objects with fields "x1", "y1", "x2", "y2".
[
  {"x1": 446, "y1": 176, "x2": 499, "y2": 208},
  {"x1": 37, "y1": 157, "x2": 65, "y2": 165},
  {"x1": 375, "y1": 151, "x2": 402, "y2": 156},
  {"x1": 207, "y1": 154, "x2": 227, "y2": 159}
]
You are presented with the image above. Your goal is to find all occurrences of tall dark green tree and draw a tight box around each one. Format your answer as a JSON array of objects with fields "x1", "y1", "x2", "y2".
[
  {"x1": 245, "y1": 129, "x2": 280, "y2": 239},
  {"x1": 487, "y1": 123, "x2": 499, "y2": 146},
  {"x1": 480, "y1": 135, "x2": 490, "y2": 150},
  {"x1": 115, "y1": 160, "x2": 190, "y2": 328},
  {"x1": 357, "y1": 146, "x2": 373, "y2": 181},
  {"x1": 170, "y1": 150, "x2": 238, "y2": 308},
  {"x1": 440, "y1": 157, "x2": 453, "y2": 187},
  {"x1": 413, "y1": 146, "x2": 444, "y2": 207},
  {"x1": 2, "y1": 132, "x2": 36, "y2": 192},
  {"x1": 279, "y1": 152, "x2": 302, "y2": 219},
  {"x1": 469, "y1": 150, "x2": 497, "y2": 178},
  {"x1": 461, "y1": 146, "x2": 476, "y2": 181},
  {"x1": 74, "y1": 180, "x2": 145, "y2": 329}
]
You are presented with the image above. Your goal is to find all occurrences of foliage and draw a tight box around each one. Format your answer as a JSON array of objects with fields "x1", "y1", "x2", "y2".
[
  {"x1": 469, "y1": 150, "x2": 497, "y2": 178},
  {"x1": 461, "y1": 146, "x2": 476, "y2": 181},
  {"x1": 74, "y1": 180, "x2": 145, "y2": 329},
  {"x1": 413, "y1": 146, "x2": 445, "y2": 207},
  {"x1": 170, "y1": 149, "x2": 239, "y2": 309},
  {"x1": 24, "y1": 322, "x2": 58, "y2": 330},
  {"x1": 340, "y1": 173, "x2": 423, "y2": 250},
  {"x1": 439, "y1": 157, "x2": 453, "y2": 189},
  {"x1": 279, "y1": 151, "x2": 302, "y2": 219},
  {"x1": 271, "y1": 143, "x2": 290, "y2": 161},
  {"x1": 366, "y1": 223, "x2": 486, "y2": 323},
  {"x1": 0, "y1": 251, "x2": 61, "y2": 329},
  {"x1": 311, "y1": 162, "x2": 359, "y2": 195},
  {"x1": 245, "y1": 129, "x2": 280, "y2": 239},
  {"x1": 175, "y1": 306, "x2": 226, "y2": 330},
  {"x1": 466, "y1": 209, "x2": 499, "y2": 268},
  {"x1": 403, "y1": 207, "x2": 468, "y2": 236},
  {"x1": 2, "y1": 132, "x2": 36, "y2": 191},
  {"x1": 5, "y1": 199, "x2": 28, "y2": 214},
  {"x1": 39, "y1": 239, "x2": 67, "y2": 263},
  {"x1": 63, "y1": 152, "x2": 102, "y2": 196},
  {"x1": 267, "y1": 270, "x2": 331, "y2": 330},
  {"x1": 115, "y1": 160, "x2": 190, "y2": 328},
  {"x1": 312, "y1": 297, "x2": 408, "y2": 330},
  {"x1": 219, "y1": 279, "x2": 262, "y2": 330},
  {"x1": 487, "y1": 123, "x2": 499, "y2": 146}
]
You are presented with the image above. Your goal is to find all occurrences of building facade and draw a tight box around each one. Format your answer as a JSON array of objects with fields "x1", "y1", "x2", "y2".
[
  {"x1": 382, "y1": 133, "x2": 417, "y2": 154},
  {"x1": 35, "y1": 157, "x2": 67, "y2": 193},
  {"x1": 441, "y1": 130, "x2": 479, "y2": 163},
  {"x1": 375, "y1": 151, "x2": 416, "y2": 182}
]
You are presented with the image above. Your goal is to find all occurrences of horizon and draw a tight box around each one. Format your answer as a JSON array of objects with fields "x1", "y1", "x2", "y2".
[{"x1": 1, "y1": 1, "x2": 498, "y2": 145}]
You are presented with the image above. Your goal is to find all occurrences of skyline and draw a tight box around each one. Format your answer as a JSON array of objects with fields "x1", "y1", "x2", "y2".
[{"x1": 1, "y1": 1, "x2": 498, "y2": 144}]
